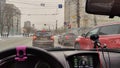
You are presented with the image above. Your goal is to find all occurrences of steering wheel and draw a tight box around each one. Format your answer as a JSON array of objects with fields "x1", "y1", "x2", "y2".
[{"x1": 0, "y1": 46, "x2": 64, "y2": 68}]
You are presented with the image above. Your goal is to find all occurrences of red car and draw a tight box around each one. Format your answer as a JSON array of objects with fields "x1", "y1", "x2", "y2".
[{"x1": 74, "y1": 23, "x2": 120, "y2": 49}]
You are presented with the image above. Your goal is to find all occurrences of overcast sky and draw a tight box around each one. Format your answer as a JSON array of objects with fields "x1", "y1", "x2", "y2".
[{"x1": 7, "y1": 0, "x2": 64, "y2": 30}]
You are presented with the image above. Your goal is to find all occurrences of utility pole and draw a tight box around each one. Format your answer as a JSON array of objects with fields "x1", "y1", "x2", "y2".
[
  {"x1": 32, "y1": 24, "x2": 35, "y2": 33},
  {"x1": 56, "y1": 20, "x2": 58, "y2": 31},
  {"x1": 77, "y1": 0, "x2": 80, "y2": 28},
  {"x1": 68, "y1": 1, "x2": 70, "y2": 26},
  {"x1": 49, "y1": 25, "x2": 50, "y2": 31},
  {"x1": 94, "y1": 15, "x2": 97, "y2": 26},
  {"x1": 16, "y1": 19, "x2": 19, "y2": 34}
]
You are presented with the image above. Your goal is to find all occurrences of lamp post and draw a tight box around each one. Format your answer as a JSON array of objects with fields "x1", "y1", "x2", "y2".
[{"x1": 77, "y1": 0, "x2": 80, "y2": 28}]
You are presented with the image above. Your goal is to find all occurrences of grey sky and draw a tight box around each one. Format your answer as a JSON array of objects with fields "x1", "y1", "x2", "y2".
[{"x1": 7, "y1": 0, "x2": 64, "y2": 30}]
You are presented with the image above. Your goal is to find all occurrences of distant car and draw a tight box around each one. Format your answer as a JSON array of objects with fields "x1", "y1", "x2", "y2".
[
  {"x1": 74, "y1": 23, "x2": 120, "y2": 49},
  {"x1": 32, "y1": 30, "x2": 54, "y2": 48},
  {"x1": 59, "y1": 33, "x2": 77, "y2": 46}
]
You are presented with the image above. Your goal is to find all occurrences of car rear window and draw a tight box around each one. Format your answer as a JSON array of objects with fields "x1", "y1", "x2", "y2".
[{"x1": 36, "y1": 31, "x2": 51, "y2": 36}]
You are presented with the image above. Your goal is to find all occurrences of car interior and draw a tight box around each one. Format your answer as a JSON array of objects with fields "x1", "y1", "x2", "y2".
[{"x1": 0, "y1": 0, "x2": 120, "y2": 68}]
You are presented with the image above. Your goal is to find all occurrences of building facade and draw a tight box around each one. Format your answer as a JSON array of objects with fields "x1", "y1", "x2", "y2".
[
  {"x1": 64, "y1": 0, "x2": 120, "y2": 32},
  {"x1": 24, "y1": 21, "x2": 31, "y2": 28},
  {"x1": 0, "y1": 0, "x2": 6, "y2": 35},
  {"x1": 64, "y1": 0, "x2": 79, "y2": 29},
  {"x1": 4, "y1": 4, "x2": 21, "y2": 35},
  {"x1": 23, "y1": 21, "x2": 31, "y2": 34},
  {"x1": 79, "y1": 0, "x2": 120, "y2": 30}
]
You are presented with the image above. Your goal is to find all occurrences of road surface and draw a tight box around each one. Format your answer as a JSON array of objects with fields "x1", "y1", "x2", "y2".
[
  {"x1": 0, "y1": 36, "x2": 32, "y2": 51},
  {"x1": 0, "y1": 36, "x2": 74, "y2": 51}
]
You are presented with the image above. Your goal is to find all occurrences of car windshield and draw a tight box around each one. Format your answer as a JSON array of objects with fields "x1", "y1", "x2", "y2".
[{"x1": 1, "y1": 0, "x2": 120, "y2": 51}]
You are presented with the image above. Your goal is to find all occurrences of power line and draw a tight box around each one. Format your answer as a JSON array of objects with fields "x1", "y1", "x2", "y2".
[
  {"x1": 19, "y1": 5, "x2": 63, "y2": 9},
  {"x1": 19, "y1": 7, "x2": 57, "y2": 9},
  {"x1": 7, "y1": 1, "x2": 62, "y2": 9},
  {"x1": 7, "y1": 1, "x2": 62, "y2": 6},
  {"x1": 21, "y1": 14, "x2": 57, "y2": 15},
  {"x1": 7, "y1": 0, "x2": 63, "y2": 3},
  {"x1": 7, "y1": 1, "x2": 39, "y2": 6}
]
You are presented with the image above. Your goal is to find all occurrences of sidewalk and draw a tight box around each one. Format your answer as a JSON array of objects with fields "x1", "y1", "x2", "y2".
[
  {"x1": 0, "y1": 35, "x2": 23, "y2": 41},
  {"x1": 8, "y1": 35, "x2": 23, "y2": 37}
]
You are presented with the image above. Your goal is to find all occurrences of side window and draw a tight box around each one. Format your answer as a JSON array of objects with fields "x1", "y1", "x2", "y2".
[
  {"x1": 86, "y1": 28, "x2": 99, "y2": 37},
  {"x1": 99, "y1": 25, "x2": 120, "y2": 35}
]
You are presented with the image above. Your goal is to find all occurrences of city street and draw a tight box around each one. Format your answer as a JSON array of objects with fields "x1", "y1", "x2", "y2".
[
  {"x1": 0, "y1": 36, "x2": 32, "y2": 51},
  {"x1": 54, "y1": 36, "x2": 74, "y2": 48},
  {"x1": 0, "y1": 36, "x2": 74, "y2": 51}
]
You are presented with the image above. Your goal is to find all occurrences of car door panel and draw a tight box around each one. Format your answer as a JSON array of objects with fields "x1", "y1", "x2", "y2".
[
  {"x1": 98, "y1": 24, "x2": 120, "y2": 48},
  {"x1": 80, "y1": 37, "x2": 93, "y2": 49},
  {"x1": 99, "y1": 35, "x2": 120, "y2": 48},
  {"x1": 80, "y1": 28, "x2": 100, "y2": 49}
]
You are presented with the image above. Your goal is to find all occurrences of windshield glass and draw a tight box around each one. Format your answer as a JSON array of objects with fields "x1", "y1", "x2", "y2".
[{"x1": 0, "y1": 0, "x2": 120, "y2": 51}]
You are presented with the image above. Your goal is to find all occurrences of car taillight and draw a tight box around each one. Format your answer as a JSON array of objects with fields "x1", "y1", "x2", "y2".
[
  {"x1": 33, "y1": 36, "x2": 37, "y2": 40},
  {"x1": 65, "y1": 36, "x2": 69, "y2": 40},
  {"x1": 50, "y1": 36, "x2": 54, "y2": 40}
]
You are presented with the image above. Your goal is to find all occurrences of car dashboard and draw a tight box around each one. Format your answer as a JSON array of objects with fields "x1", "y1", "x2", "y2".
[
  {"x1": 1, "y1": 48, "x2": 120, "y2": 68},
  {"x1": 50, "y1": 49, "x2": 120, "y2": 68},
  {"x1": 51, "y1": 51, "x2": 100, "y2": 68}
]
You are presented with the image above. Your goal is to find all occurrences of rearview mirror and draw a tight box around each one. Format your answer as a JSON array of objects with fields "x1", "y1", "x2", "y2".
[{"x1": 86, "y1": 0, "x2": 120, "y2": 17}]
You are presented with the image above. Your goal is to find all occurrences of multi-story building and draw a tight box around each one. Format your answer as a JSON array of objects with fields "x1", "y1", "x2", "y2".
[
  {"x1": 0, "y1": 0, "x2": 6, "y2": 35},
  {"x1": 24, "y1": 21, "x2": 31, "y2": 28},
  {"x1": 64, "y1": 0, "x2": 78, "y2": 28},
  {"x1": 80, "y1": 0, "x2": 120, "y2": 30},
  {"x1": 23, "y1": 21, "x2": 31, "y2": 34},
  {"x1": 64, "y1": 0, "x2": 70, "y2": 28},
  {"x1": 12, "y1": 6, "x2": 21, "y2": 35},
  {"x1": 4, "y1": 4, "x2": 21, "y2": 35},
  {"x1": 64, "y1": 0, "x2": 120, "y2": 32}
]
